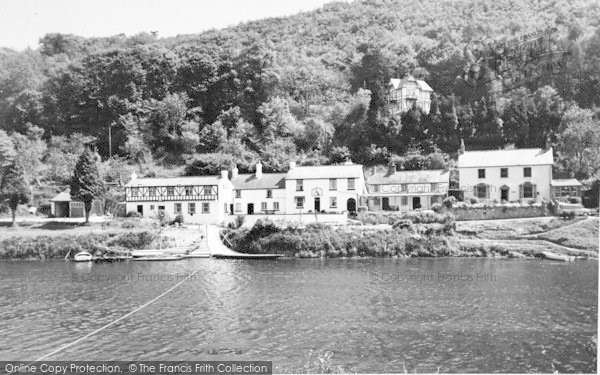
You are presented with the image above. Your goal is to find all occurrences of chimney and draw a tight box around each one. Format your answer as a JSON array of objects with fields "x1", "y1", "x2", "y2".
[
  {"x1": 544, "y1": 136, "x2": 552, "y2": 151},
  {"x1": 130, "y1": 171, "x2": 138, "y2": 182},
  {"x1": 232, "y1": 167, "x2": 239, "y2": 179},
  {"x1": 289, "y1": 161, "x2": 296, "y2": 170},
  {"x1": 220, "y1": 170, "x2": 228, "y2": 180},
  {"x1": 459, "y1": 138, "x2": 466, "y2": 155},
  {"x1": 255, "y1": 162, "x2": 263, "y2": 179},
  {"x1": 388, "y1": 162, "x2": 396, "y2": 175}
]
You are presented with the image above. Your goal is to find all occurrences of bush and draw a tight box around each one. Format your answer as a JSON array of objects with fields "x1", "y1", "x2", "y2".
[
  {"x1": 431, "y1": 203, "x2": 443, "y2": 212},
  {"x1": 156, "y1": 209, "x2": 171, "y2": 226},
  {"x1": 469, "y1": 197, "x2": 479, "y2": 204},
  {"x1": 392, "y1": 219, "x2": 413, "y2": 230},
  {"x1": 171, "y1": 214, "x2": 184, "y2": 225},
  {"x1": 126, "y1": 210, "x2": 141, "y2": 218},
  {"x1": 443, "y1": 196, "x2": 456, "y2": 209}
]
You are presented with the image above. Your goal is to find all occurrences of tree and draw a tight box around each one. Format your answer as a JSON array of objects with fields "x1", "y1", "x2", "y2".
[
  {"x1": 70, "y1": 148, "x2": 104, "y2": 223},
  {"x1": 556, "y1": 106, "x2": 600, "y2": 179},
  {"x1": 0, "y1": 163, "x2": 30, "y2": 226}
]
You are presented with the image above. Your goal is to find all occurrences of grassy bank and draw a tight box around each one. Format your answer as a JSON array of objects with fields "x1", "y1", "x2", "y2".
[
  {"x1": 0, "y1": 218, "x2": 178, "y2": 259},
  {"x1": 223, "y1": 215, "x2": 598, "y2": 259}
]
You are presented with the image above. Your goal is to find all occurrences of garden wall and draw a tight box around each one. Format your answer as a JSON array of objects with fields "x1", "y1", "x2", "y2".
[
  {"x1": 449, "y1": 205, "x2": 548, "y2": 221},
  {"x1": 230, "y1": 213, "x2": 348, "y2": 228}
]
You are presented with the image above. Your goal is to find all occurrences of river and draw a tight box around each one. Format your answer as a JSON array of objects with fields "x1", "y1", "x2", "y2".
[{"x1": 0, "y1": 258, "x2": 596, "y2": 373}]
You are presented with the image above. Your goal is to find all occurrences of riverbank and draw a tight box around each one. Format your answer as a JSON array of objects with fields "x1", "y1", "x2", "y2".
[{"x1": 223, "y1": 216, "x2": 599, "y2": 259}]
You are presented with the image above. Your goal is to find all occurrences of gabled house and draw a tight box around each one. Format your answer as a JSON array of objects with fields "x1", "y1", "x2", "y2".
[
  {"x1": 457, "y1": 148, "x2": 554, "y2": 202},
  {"x1": 388, "y1": 75, "x2": 433, "y2": 115}
]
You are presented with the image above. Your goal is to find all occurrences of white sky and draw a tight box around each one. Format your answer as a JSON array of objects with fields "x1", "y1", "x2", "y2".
[{"x1": 0, "y1": 0, "x2": 336, "y2": 50}]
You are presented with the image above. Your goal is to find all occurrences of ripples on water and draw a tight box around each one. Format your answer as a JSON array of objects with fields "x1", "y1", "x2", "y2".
[{"x1": 0, "y1": 258, "x2": 596, "y2": 373}]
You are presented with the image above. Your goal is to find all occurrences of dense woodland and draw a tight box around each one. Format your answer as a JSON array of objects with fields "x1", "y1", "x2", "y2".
[{"x1": 1, "y1": 0, "x2": 600, "y2": 200}]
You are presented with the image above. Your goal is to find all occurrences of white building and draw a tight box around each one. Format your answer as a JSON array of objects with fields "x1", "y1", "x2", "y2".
[
  {"x1": 231, "y1": 163, "x2": 287, "y2": 215},
  {"x1": 284, "y1": 162, "x2": 367, "y2": 214},
  {"x1": 366, "y1": 168, "x2": 449, "y2": 212},
  {"x1": 458, "y1": 148, "x2": 554, "y2": 202},
  {"x1": 388, "y1": 75, "x2": 433, "y2": 115},
  {"x1": 124, "y1": 171, "x2": 233, "y2": 224}
]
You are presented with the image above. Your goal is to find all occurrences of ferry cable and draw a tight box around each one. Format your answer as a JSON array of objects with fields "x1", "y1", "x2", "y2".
[{"x1": 35, "y1": 265, "x2": 203, "y2": 361}]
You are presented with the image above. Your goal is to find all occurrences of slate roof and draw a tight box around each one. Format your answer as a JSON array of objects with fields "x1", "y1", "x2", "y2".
[
  {"x1": 551, "y1": 179, "x2": 582, "y2": 187},
  {"x1": 285, "y1": 164, "x2": 365, "y2": 180},
  {"x1": 50, "y1": 189, "x2": 72, "y2": 202},
  {"x1": 125, "y1": 175, "x2": 225, "y2": 187},
  {"x1": 389, "y1": 76, "x2": 433, "y2": 91},
  {"x1": 366, "y1": 169, "x2": 450, "y2": 185},
  {"x1": 458, "y1": 148, "x2": 554, "y2": 168},
  {"x1": 232, "y1": 173, "x2": 286, "y2": 189}
]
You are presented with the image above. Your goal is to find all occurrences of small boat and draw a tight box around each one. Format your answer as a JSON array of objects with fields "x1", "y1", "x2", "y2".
[
  {"x1": 542, "y1": 251, "x2": 575, "y2": 262},
  {"x1": 73, "y1": 251, "x2": 93, "y2": 262}
]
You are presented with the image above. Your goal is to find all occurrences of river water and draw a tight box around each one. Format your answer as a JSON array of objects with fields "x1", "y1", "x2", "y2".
[{"x1": 0, "y1": 258, "x2": 596, "y2": 373}]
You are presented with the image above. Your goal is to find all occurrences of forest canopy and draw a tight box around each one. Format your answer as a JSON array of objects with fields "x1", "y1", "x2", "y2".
[{"x1": 1, "y1": 0, "x2": 599, "y2": 187}]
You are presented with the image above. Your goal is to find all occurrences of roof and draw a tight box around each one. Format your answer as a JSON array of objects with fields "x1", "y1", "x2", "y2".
[
  {"x1": 551, "y1": 179, "x2": 582, "y2": 187},
  {"x1": 50, "y1": 189, "x2": 72, "y2": 202},
  {"x1": 125, "y1": 175, "x2": 225, "y2": 187},
  {"x1": 458, "y1": 148, "x2": 554, "y2": 168},
  {"x1": 286, "y1": 163, "x2": 365, "y2": 180},
  {"x1": 232, "y1": 173, "x2": 286, "y2": 190},
  {"x1": 389, "y1": 75, "x2": 433, "y2": 91},
  {"x1": 366, "y1": 169, "x2": 449, "y2": 185}
]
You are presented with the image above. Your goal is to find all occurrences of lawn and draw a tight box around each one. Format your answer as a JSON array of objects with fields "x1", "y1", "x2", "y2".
[
  {"x1": 535, "y1": 217, "x2": 599, "y2": 251},
  {"x1": 455, "y1": 216, "x2": 584, "y2": 239}
]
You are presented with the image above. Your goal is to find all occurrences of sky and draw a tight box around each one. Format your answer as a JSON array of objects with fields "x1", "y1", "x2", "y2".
[{"x1": 0, "y1": 0, "x2": 336, "y2": 50}]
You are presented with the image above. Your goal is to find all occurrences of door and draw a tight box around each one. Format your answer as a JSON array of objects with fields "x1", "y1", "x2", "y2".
[
  {"x1": 247, "y1": 203, "x2": 254, "y2": 214},
  {"x1": 501, "y1": 186, "x2": 509, "y2": 201},
  {"x1": 382, "y1": 197, "x2": 390, "y2": 210},
  {"x1": 230, "y1": 204, "x2": 234, "y2": 215},
  {"x1": 346, "y1": 198, "x2": 356, "y2": 213},
  {"x1": 412, "y1": 197, "x2": 421, "y2": 209},
  {"x1": 137, "y1": 205, "x2": 143, "y2": 216},
  {"x1": 314, "y1": 197, "x2": 321, "y2": 212},
  {"x1": 158, "y1": 205, "x2": 165, "y2": 212}
]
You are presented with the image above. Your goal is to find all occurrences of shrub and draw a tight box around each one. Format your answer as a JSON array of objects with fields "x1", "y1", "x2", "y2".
[
  {"x1": 171, "y1": 214, "x2": 184, "y2": 225},
  {"x1": 431, "y1": 203, "x2": 443, "y2": 212},
  {"x1": 443, "y1": 196, "x2": 456, "y2": 209},
  {"x1": 392, "y1": 219, "x2": 413, "y2": 230},
  {"x1": 156, "y1": 209, "x2": 171, "y2": 226},
  {"x1": 469, "y1": 197, "x2": 479, "y2": 204},
  {"x1": 126, "y1": 210, "x2": 141, "y2": 218}
]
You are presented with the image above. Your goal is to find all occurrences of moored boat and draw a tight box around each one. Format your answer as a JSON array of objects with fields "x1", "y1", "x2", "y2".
[
  {"x1": 542, "y1": 251, "x2": 575, "y2": 262},
  {"x1": 73, "y1": 251, "x2": 93, "y2": 262}
]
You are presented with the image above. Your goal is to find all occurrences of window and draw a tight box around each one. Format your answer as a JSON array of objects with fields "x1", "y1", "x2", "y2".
[
  {"x1": 523, "y1": 183, "x2": 533, "y2": 198},
  {"x1": 524, "y1": 167, "x2": 532, "y2": 177},
  {"x1": 167, "y1": 187, "x2": 174, "y2": 196},
  {"x1": 478, "y1": 169, "x2": 486, "y2": 179},
  {"x1": 150, "y1": 205, "x2": 155, "y2": 210},
  {"x1": 185, "y1": 186, "x2": 193, "y2": 196},
  {"x1": 235, "y1": 203, "x2": 241, "y2": 212},
  {"x1": 329, "y1": 179, "x2": 337, "y2": 190},
  {"x1": 431, "y1": 196, "x2": 439, "y2": 205},
  {"x1": 174, "y1": 203, "x2": 182, "y2": 214},
  {"x1": 500, "y1": 168, "x2": 508, "y2": 178},
  {"x1": 202, "y1": 202, "x2": 210, "y2": 213},
  {"x1": 266, "y1": 189, "x2": 273, "y2": 198},
  {"x1": 235, "y1": 189, "x2": 241, "y2": 198},
  {"x1": 348, "y1": 178, "x2": 355, "y2": 190},
  {"x1": 149, "y1": 187, "x2": 157, "y2": 196},
  {"x1": 188, "y1": 203, "x2": 196, "y2": 215},
  {"x1": 401, "y1": 196, "x2": 408, "y2": 206},
  {"x1": 273, "y1": 202, "x2": 280, "y2": 211},
  {"x1": 261, "y1": 202, "x2": 267, "y2": 211},
  {"x1": 296, "y1": 179, "x2": 304, "y2": 191},
  {"x1": 295, "y1": 197, "x2": 305, "y2": 209},
  {"x1": 431, "y1": 183, "x2": 438, "y2": 193},
  {"x1": 131, "y1": 188, "x2": 139, "y2": 197},
  {"x1": 330, "y1": 197, "x2": 337, "y2": 208},
  {"x1": 476, "y1": 184, "x2": 487, "y2": 199}
]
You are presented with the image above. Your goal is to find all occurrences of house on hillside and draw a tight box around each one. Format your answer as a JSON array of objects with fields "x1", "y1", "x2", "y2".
[
  {"x1": 366, "y1": 167, "x2": 449, "y2": 212},
  {"x1": 457, "y1": 148, "x2": 554, "y2": 202},
  {"x1": 284, "y1": 162, "x2": 367, "y2": 214},
  {"x1": 388, "y1": 75, "x2": 433, "y2": 115},
  {"x1": 124, "y1": 171, "x2": 233, "y2": 224},
  {"x1": 231, "y1": 163, "x2": 287, "y2": 215}
]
